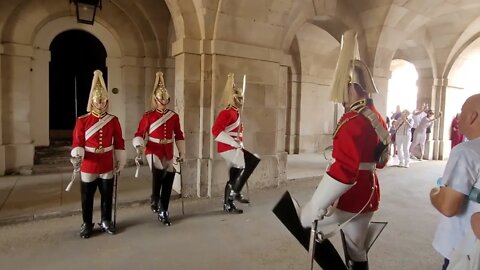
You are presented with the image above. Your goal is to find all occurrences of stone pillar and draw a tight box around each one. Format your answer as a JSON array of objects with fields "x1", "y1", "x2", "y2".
[
  {"x1": 430, "y1": 78, "x2": 447, "y2": 160},
  {"x1": 285, "y1": 68, "x2": 300, "y2": 154},
  {"x1": 1, "y1": 43, "x2": 35, "y2": 172},
  {"x1": 372, "y1": 71, "x2": 389, "y2": 117},
  {"x1": 0, "y1": 44, "x2": 5, "y2": 175},
  {"x1": 120, "y1": 59, "x2": 146, "y2": 159},
  {"x1": 173, "y1": 49, "x2": 207, "y2": 198}
]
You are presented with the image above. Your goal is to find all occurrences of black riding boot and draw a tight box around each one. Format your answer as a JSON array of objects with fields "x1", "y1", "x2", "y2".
[
  {"x1": 151, "y1": 168, "x2": 165, "y2": 213},
  {"x1": 229, "y1": 167, "x2": 249, "y2": 204},
  {"x1": 230, "y1": 151, "x2": 261, "y2": 204},
  {"x1": 223, "y1": 181, "x2": 243, "y2": 214},
  {"x1": 80, "y1": 180, "x2": 97, "y2": 239},
  {"x1": 99, "y1": 178, "x2": 115, "y2": 235},
  {"x1": 158, "y1": 171, "x2": 175, "y2": 226},
  {"x1": 351, "y1": 261, "x2": 369, "y2": 270}
]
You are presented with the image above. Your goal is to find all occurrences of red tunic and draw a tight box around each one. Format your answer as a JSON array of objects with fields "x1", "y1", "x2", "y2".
[
  {"x1": 212, "y1": 106, "x2": 243, "y2": 153},
  {"x1": 328, "y1": 104, "x2": 387, "y2": 213},
  {"x1": 72, "y1": 113, "x2": 125, "y2": 174},
  {"x1": 133, "y1": 109, "x2": 184, "y2": 160}
]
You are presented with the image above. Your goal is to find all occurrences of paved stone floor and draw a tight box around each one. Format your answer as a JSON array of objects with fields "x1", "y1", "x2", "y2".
[{"x1": 0, "y1": 155, "x2": 446, "y2": 270}]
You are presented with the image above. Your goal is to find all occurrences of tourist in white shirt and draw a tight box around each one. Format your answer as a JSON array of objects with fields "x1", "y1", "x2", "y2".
[
  {"x1": 411, "y1": 103, "x2": 428, "y2": 142},
  {"x1": 394, "y1": 109, "x2": 413, "y2": 167},
  {"x1": 410, "y1": 110, "x2": 442, "y2": 160}
]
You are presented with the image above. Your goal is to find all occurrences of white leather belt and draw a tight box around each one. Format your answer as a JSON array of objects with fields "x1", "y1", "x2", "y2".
[
  {"x1": 85, "y1": 145, "x2": 113, "y2": 153},
  {"x1": 358, "y1": 162, "x2": 376, "y2": 171},
  {"x1": 148, "y1": 137, "x2": 174, "y2": 144}
]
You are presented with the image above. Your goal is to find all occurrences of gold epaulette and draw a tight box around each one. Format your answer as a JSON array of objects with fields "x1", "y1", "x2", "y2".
[{"x1": 333, "y1": 113, "x2": 360, "y2": 138}]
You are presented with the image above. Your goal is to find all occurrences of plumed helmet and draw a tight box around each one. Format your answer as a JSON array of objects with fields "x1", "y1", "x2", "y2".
[
  {"x1": 86, "y1": 70, "x2": 108, "y2": 112},
  {"x1": 350, "y1": 59, "x2": 378, "y2": 95},
  {"x1": 330, "y1": 30, "x2": 378, "y2": 103},
  {"x1": 222, "y1": 73, "x2": 243, "y2": 107},
  {"x1": 151, "y1": 71, "x2": 170, "y2": 109}
]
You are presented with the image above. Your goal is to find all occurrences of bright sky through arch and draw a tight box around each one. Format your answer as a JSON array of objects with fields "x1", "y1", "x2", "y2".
[{"x1": 387, "y1": 60, "x2": 418, "y2": 117}]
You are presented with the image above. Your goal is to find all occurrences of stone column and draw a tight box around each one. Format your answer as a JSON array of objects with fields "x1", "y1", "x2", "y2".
[
  {"x1": 1, "y1": 43, "x2": 35, "y2": 173},
  {"x1": 430, "y1": 78, "x2": 447, "y2": 160},
  {"x1": 172, "y1": 44, "x2": 207, "y2": 198},
  {"x1": 285, "y1": 69, "x2": 300, "y2": 154},
  {"x1": 416, "y1": 75, "x2": 436, "y2": 160},
  {"x1": 0, "y1": 44, "x2": 5, "y2": 175},
  {"x1": 371, "y1": 71, "x2": 389, "y2": 117}
]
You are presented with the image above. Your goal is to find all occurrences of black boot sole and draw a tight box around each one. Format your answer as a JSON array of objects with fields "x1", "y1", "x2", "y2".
[
  {"x1": 223, "y1": 204, "x2": 243, "y2": 214},
  {"x1": 80, "y1": 234, "x2": 91, "y2": 239}
]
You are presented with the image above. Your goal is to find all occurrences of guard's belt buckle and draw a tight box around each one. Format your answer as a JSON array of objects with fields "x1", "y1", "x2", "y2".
[
  {"x1": 159, "y1": 138, "x2": 173, "y2": 144},
  {"x1": 95, "y1": 148, "x2": 105, "y2": 153}
]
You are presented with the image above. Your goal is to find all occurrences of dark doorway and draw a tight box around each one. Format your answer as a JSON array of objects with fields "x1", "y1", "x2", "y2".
[{"x1": 49, "y1": 30, "x2": 107, "y2": 145}]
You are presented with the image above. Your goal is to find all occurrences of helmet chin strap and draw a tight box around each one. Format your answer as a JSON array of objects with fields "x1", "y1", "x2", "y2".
[
  {"x1": 92, "y1": 102, "x2": 108, "y2": 116},
  {"x1": 155, "y1": 97, "x2": 170, "y2": 108}
]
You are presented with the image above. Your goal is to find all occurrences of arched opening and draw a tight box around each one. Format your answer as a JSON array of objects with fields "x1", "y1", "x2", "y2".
[
  {"x1": 387, "y1": 59, "x2": 419, "y2": 117},
  {"x1": 49, "y1": 30, "x2": 107, "y2": 145}
]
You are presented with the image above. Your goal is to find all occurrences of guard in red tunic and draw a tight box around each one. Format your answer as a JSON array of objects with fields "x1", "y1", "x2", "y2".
[
  {"x1": 71, "y1": 70, "x2": 126, "y2": 239},
  {"x1": 212, "y1": 73, "x2": 260, "y2": 214},
  {"x1": 273, "y1": 31, "x2": 390, "y2": 270},
  {"x1": 133, "y1": 71, "x2": 185, "y2": 226}
]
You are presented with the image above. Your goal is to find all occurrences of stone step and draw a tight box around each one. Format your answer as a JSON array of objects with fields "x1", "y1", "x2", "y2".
[{"x1": 35, "y1": 146, "x2": 71, "y2": 165}]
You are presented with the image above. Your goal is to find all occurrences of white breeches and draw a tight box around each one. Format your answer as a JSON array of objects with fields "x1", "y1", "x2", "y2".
[
  {"x1": 81, "y1": 171, "x2": 113, "y2": 182},
  {"x1": 219, "y1": 149, "x2": 245, "y2": 169},
  {"x1": 146, "y1": 154, "x2": 174, "y2": 172},
  {"x1": 317, "y1": 209, "x2": 374, "y2": 262},
  {"x1": 395, "y1": 134, "x2": 411, "y2": 164},
  {"x1": 410, "y1": 132, "x2": 427, "y2": 156}
]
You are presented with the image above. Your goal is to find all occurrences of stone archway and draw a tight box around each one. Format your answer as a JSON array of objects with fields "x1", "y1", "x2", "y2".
[
  {"x1": 49, "y1": 30, "x2": 107, "y2": 145},
  {"x1": 32, "y1": 17, "x2": 122, "y2": 147}
]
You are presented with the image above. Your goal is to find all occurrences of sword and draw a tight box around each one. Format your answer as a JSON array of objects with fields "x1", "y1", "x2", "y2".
[
  {"x1": 66, "y1": 156, "x2": 81, "y2": 192},
  {"x1": 134, "y1": 157, "x2": 141, "y2": 178},
  {"x1": 65, "y1": 168, "x2": 79, "y2": 192},
  {"x1": 175, "y1": 157, "x2": 185, "y2": 215},
  {"x1": 113, "y1": 171, "x2": 119, "y2": 227}
]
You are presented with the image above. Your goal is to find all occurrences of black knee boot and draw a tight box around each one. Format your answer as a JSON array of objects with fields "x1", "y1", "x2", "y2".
[
  {"x1": 229, "y1": 167, "x2": 249, "y2": 204},
  {"x1": 230, "y1": 151, "x2": 261, "y2": 204},
  {"x1": 151, "y1": 168, "x2": 165, "y2": 213},
  {"x1": 80, "y1": 180, "x2": 97, "y2": 239},
  {"x1": 99, "y1": 178, "x2": 115, "y2": 235},
  {"x1": 223, "y1": 181, "x2": 243, "y2": 214},
  {"x1": 158, "y1": 171, "x2": 175, "y2": 226}
]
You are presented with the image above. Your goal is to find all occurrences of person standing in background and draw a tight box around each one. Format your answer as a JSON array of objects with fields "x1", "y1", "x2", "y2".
[
  {"x1": 395, "y1": 109, "x2": 413, "y2": 167},
  {"x1": 411, "y1": 103, "x2": 428, "y2": 142},
  {"x1": 451, "y1": 113, "x2": 464, "y2": 149},
  {"x1": 410, "y1": 110, "x2": 442, "y2": 160}
]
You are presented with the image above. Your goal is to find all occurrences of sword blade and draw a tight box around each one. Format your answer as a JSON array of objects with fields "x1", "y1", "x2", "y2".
[{"x1": 242, "y1": 74, "x2": 246, "y2": 96}]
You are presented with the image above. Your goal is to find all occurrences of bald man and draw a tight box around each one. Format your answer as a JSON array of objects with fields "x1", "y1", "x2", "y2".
[
  {"x1": 430, "y1": 94, "x2": 480, "y2": 270},
  {"x1": 472, "y1": 213, "x2": 480, "y2": 240}
]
